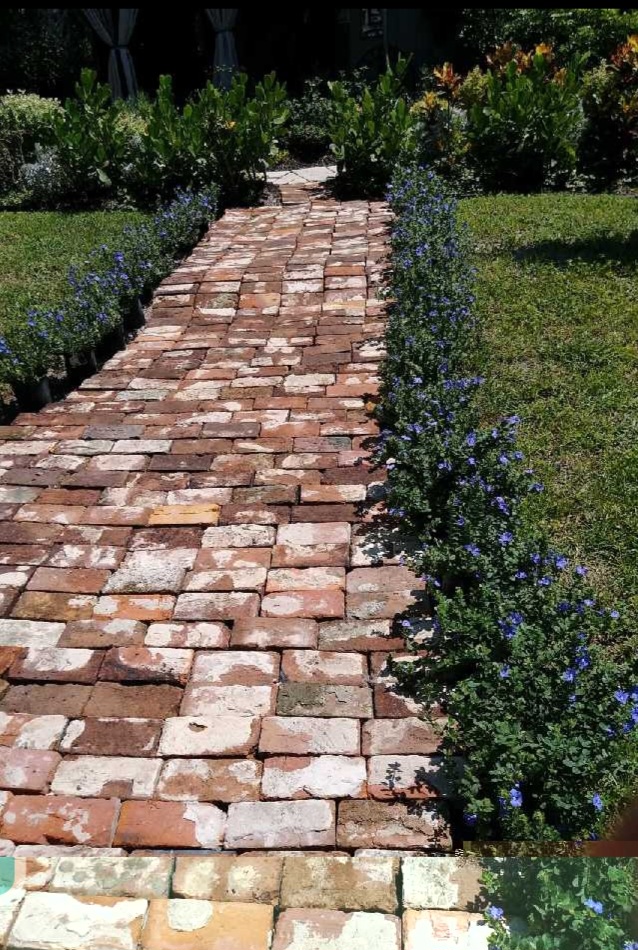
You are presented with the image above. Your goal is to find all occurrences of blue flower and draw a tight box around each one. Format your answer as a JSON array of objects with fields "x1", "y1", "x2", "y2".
[
  {"x1": 464, "y1": 543, "x2": 480, "y2": 557},
  {"x1": 583, "y1": 898, "x2": 603, "y2": 915},
  {"x1": 499, "y1": 665, "x2": 511, "y2": 679},
  {"x1": 463, "y1": 812, "x2": 478, "y2": 826},
  {"x1": 498, "y1": 532, "x2": 514, "y2": 546},
  {"x1": 575, "y1": 565, "x2": 588, "y2": 577},
  {"x1": 615, "y1": 690, "x2": 630, "y2": 704},
  {"x1": 509, "y1": 785, "x2": 523, "y2": 808},
  {"x1": 487, "y1": 906, "x2": 504, "y2": 920},
  {"x1": 563, "y1": 669, "x2": 576, "y2": 683},
  {"x1": 591, "y1": 793, "x2": 603, "y2": 812}
]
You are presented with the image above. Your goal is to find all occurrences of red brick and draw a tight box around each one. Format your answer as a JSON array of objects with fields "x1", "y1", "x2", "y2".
[
  {"x1": 114, "y1": 800, "x2": 225, "y2": 849},
  {"x1": 174, "y1": 592, "x2": 260, "y2": 621},
  {"x1": 8, "y1": 647, "x2": 103, "y2": 684},
  {"x1": 0, "y1": 748, "x2": 60, "y2": 791},
  {"x1": 231, "y1": 618, "x2": 318, "y2": 649},
  {"x1": 84, "y1": 683, "x2": 183, "y2": 718},
  {"x1": 0, "y1": 794, "x2": 119, "y2": 846},
  {"x1": 11, "y1": 591, "x2": 96, "y2": 622},
  {"x1": 261, "y1": 591, "x2": 344, "y2": 619},
  {"x1": 60, "y1": 717, "x2": 162, "y2": 756},
  {"x1": 99, "y1": 647, "x2": 193, "y2": 685}
]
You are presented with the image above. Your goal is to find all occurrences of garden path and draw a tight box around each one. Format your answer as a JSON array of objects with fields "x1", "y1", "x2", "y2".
[{"x1": 0, "y1": 184, "x2": 452, "y2": 869}]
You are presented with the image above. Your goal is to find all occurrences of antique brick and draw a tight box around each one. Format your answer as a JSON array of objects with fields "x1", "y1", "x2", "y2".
[
  {"x1": 141, "y1": 900, "x2": 274, "y2": 950},
  {"x1": 277, "y1": 684, "x2": 373, "y2": 718},
  {"x1": 402, "y1": 856, "x2": 483, "y2": 911},
  {"x1": 272, "y1": 909, "x2": 401, "y2": 950},
  {"x1": 50, "y1": 756, "x2": 161, "y2": 799},
  {"x1": 336, "y1": 801, "x2": 452, "y2": 851},
  {"x1": 201, "y1": 525, "x2": 276, "y2": 548},
  {"x1": 181, "y1": 684, "x2": 276, "y2": 717},
  {"x1": 262, "y1": 756, "x2": 367, "y2": 800},
  {"x1": 158, "y1": 758, "x2": 262, "y2": 802},
  {"x1": 231, "y1": 618, "x2": 317, "y2": 649},
  {"x1": 159, "y1": 716, "x2": 261, "y2": 756},
  {"x1": 60, "y1": 718, "x2": 162, "y2": 757},
  {"x1": 0, "y1": 619, "x2": 65, "y2": 648},
  {"x1": 259, "y1": 717, "x2": 360, "y2": 755},
  {"x1": 361, "y1": 718, "x2": 443, "y2": 756},
  {"x1": 51, "y1": 854, "x2": 173, "y2": 898},
  {"x1": 0, "y1": 712, "x2": 67, "y2": 750},
  {"x1": 8, "y1": 893, "x2": 147, "y2": 950},
  {"x1": 281, "y1": 650, "x2": 366, "y2": 685},
  {"x1": 225, "y1": 800, "x2": 335, "y2": 850},
  {"x1": 191, "y1": 650, "x2": 279, "y2": 685},
  {"x1": 145, "y1": 621, "x2": 229, "y2": 649},
  {"x1": 173, "y1": 855, "x2": 282, "y2": 903},
  {"x1": 266, "y1": 568, "x2": 345, "y2": 592},
  {"x1": 93, "y1": 594, "x2": 175, "y2": 622},
  {"x1": 11, "y1": 592, "x2": 96, "y2": 622},
  {"x1": 59, "y1": 619, "x2": 147, "y2": 649},
  {"x1": 367, "y1": 756, "x2": 457, "y2": 800},
  {"x1": 261, "y1": 591, "x2": 344, "y2": 619},
  {"x1": 104, "y1": 549, "x2": 196, "y2": 594},
  {"x1": 26, "y1": 567, "x2": 110, "y2": 594},
  {"x1": 8, "y1": 647, "x2": 103, "y2": 684},
  {"x1": 100, "y1": 647, "x2": 193, "y2": 685},
  {"x1": 403, "y1": 910, "x2": 492, "y2": 950},
  {"x1": 0, "y1": 748, "x2": 60, "y2": 791},
  {"x1": 280, "y1": 855, "x2": 399, "y2": 913},
  {"x1": 114, "y1": 801, "x2": 226, "y2": 849},
  {"x1": 1, "y1": 684, "x2": 91, "y2": 717},
  {"x1": 0, "y1": 795, "x2": 119, "y2": 846},
  {"x1": 318, "y1": 620, "x2": 403, "y2": 653},
  {"x1": 84, "y1": 683, "x2": 182, "y2": 718}
]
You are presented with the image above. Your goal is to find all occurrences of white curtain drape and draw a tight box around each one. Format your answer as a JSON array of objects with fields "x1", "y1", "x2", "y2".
[
  {"x1": 206, "y1": 9, "x2": 239, "y2": 89},
  {"x1": 84, "y1": 8, "x2": 138, "y2": 99}
]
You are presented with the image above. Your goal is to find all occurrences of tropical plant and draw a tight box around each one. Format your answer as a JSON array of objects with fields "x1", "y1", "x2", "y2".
[{"x1": 328, "y1": 56, "x2": 415, "y2": 197}]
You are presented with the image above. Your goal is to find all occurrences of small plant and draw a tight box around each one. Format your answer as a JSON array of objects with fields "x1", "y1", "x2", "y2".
[
  {"x1": 329, "y1": 57, "x2": 415, "y2": 198},
  {"x1": 0, "y1": 91, "x2": 61, "y2": 197}
]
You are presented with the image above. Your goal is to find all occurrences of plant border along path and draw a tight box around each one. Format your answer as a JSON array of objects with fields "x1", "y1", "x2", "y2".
[{"x1": 0, "y1": 179, "x2": 458, "y2": 865}]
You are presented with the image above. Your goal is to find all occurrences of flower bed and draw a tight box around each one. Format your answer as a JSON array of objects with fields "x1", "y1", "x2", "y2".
[
  {"x1": 379, "y1": 164, "x2": 638, "y2": 841},
  {"x1": 0, "y1": 187, "x2": 217, "y2": 406}
]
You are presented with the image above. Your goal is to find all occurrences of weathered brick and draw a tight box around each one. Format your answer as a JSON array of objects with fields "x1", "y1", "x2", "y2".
[
  {"x1": 100, "y1": 647, "x2": 193, "y2": 685},
  {"x1": 266, "y1": 567, "x2": 345, "y2": 592},
  {"x1": 403, "y1": 910, "x2": 492, "y2": 950},
  {"x1": 0, "y1": 748, "x2": 60, "y2": 791},
  {"x1": 0, "y1": 795, "x2": 119, "y2": 846},
  {"x1": 158, "y1": 758, "x2": 262, "y2": 802},
  {"x1": 261, "y1": 591, "x2": 344, "y2": 619},
  {"x1": 114, "y1": 801, "x2": 226, "y2": 849},
  {"x1": 402, "y1": 856, "x2": 483, "y2": 911},
  {"x1": 51, "y1": 854, "x2": 173, "y2": 898},
  {"x1": 2, "y1": 684, "x2": 91, "y2": 717},
  {"x1": 259, "y1": 717, "x2": 360, "y2": 755},
  {"x1": 280, "y1": 855, "x2": 399, "y2": 912},
  {"x1": 173, "y1": 855, "x2": 283, "y2": 902},
  {"x1": 142, "y1": 899, "x2": 274, "y2": 950},
  {"x1": 8, "y1": 647, "x2": 103, "y2": 684},
  {"x1": 8, "y1": 892, "x2": 147, "y2": 950},
  {"x1": 272, "y1": 909, "x2": 401, "y2": 950},
  {"x1": 59, "y1": 618, "x2": 147, "y2": 649},
  {"x1": 174, "y1": 592, "x2": 260, "y2": 621},
  {"x1": 231, "y1": 618, "x2": 317, "y2": 649},
  {"x1": 145, "y1": 621, "x2": 229, "y2": 649},
  {"x1": 337, "y1": 801, "x2": 452, "y2": 851},
  {"x1": 181, "y1": 684, "x2": 276, "y2": 717},
  {"x1": 84, "y1": 683, "x2": 182, "y2": 718},
  {"x1": 51, "y1": 755, "x2": 161, "y2": 798},
  {"x1": 282, "y1": 650, "x2": 366, "y2": 685},
  {"x1": 60, "y1": 718, "x2": 162, "y2": 757},
  {"x1": 159, "y1": 716, "x2": 261, "y2": 756},
  {"x1": 191, "y1": 650, "x2": 278, "y2": 685},
  {"x1": 0, "y1": 712, "x2": 67, "y2": 749},
  {"x1": 262, "y1": 756, "x2": 367, "y2": 800},
  {"x1": 277, "y1": 683, "x2": 373, "y2": 718},
  {"x1": 104, "y1": 549, "x2": 196, "y2": 594},
  {"x1": 225, "y1": 800, "x2": 335, "y2": 849},
  {"x1": 318, "y1": 620, "x2": 403, "y2": 652},
  {"x1": 361, "y1": 718, "x2": 443, "y2": 755},
  {"x1": 93, "y1": 594, "x2": 175, "y2": 622}
]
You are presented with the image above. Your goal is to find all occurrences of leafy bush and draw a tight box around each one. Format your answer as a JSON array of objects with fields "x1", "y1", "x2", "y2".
[
  {"x1": 411, "y1": 67, "x2": 475, "y2": 191},
  {"x1": 482, "y1": 858, "x2": 638, "y2": 950},
  {"x1": 580, "y1": 36, "x2": 638, "y2": 189},
  {"x1": 0, "y1": 188, "x2": 217, "y2": 387},
  {"x1": 329, "y1": 57, "x2": 415, "y2": 197},
  {"x1": 460, "y1": 9, "x2": 638, "y2": 68},
  {"x1": 285, "y1": 78, "x2": 334, "y2": 163},
  {"x1": 465, "y1": 45, "x2": 584, "y2": 191},
  {"x1": 379, "y1": 164, "x2": 638, "y2": 841},
  {"x1": 0, "y1": 93, "x2": 61, "y2": 196}
]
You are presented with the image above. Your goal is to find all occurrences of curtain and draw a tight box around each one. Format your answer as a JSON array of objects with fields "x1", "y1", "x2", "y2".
[
  {"x1": 206, "y1": 9, "x2": 239, "y2": 89},
  {"x1": 84, "y1": 9, "x2": 138, "y2": 99}
]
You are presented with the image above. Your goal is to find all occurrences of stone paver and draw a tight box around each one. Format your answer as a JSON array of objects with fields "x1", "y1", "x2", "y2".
[{"x1": 0, "y1": 181, "x2": 451, "y2": 857}]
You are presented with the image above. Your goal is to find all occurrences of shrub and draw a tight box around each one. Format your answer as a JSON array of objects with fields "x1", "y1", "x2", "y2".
[
  {"x1": 411, "y1": 66, "x2": 475, "y2": 191},
  {"x1": 329, "y1": 57, "x2": 415, "y2": 198},
  {"x1": 0, "y1": 187, "x2": 217, "y2": 388},
  {"x1": 379, "y1": 165, "x2": 638, "y2": 842},
  {"x1": 482, "y1": 858, "x2": 638, "y2": 949},
  {"x1": 580, "y1": 36, "x2": 638, "y2": 189},
  {"x1": 285, "y1": 78, "x2": 334, "y2": 163},
  {"x1": 465, "y1": 45, "x2": 584, "y2": 191},
  {"x1": 460, "y1": 9, "x2": 638, "y2": 68},
  {"x1": 0, "y1": 92, "x2": 61, "y2": 196}
]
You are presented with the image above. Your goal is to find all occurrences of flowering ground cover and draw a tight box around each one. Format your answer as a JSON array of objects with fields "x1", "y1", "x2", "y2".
[
  {"x1": 380, "y1": 167, "x2": 638, "y2": 844},
  {"x1": 461, "y1": 194, "x2": 638, "y2": 612},
  {"x1": 0, "y1": 210, "x2": 146, "y2": 330}
]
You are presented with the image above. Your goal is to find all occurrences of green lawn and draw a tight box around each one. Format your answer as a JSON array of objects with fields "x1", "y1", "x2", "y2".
[
  {"x1": 0, "y1": 211, "x2": 146, "y2": 327},
  {"x1": 460, "y1": 194, "x2": 638, "y2": 610}
]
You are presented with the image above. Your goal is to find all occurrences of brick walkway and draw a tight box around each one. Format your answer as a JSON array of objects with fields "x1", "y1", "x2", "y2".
[
  {"x1": 0, "y1": 854, "x2": 490, "y2": 949},
  {"x1": 0, "y1": 184, "x2": 451, "y2": 856}
]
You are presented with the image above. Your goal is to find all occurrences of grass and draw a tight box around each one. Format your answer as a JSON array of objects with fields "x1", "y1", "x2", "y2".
[
  {"x1": 460, "y1": 194, "x2": 638, "y2": 611},
  {"x1": 0, "y1": 210, "x2": 147, "y2": 329}
]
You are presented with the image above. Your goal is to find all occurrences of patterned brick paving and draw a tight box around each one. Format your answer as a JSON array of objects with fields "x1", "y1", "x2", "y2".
[
  {"x1": 0, "y1": 184, "x2": 451, "y2": 855},
  {"x1": 0, "y1": 854, "x2": 490, "y2": 949}
]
